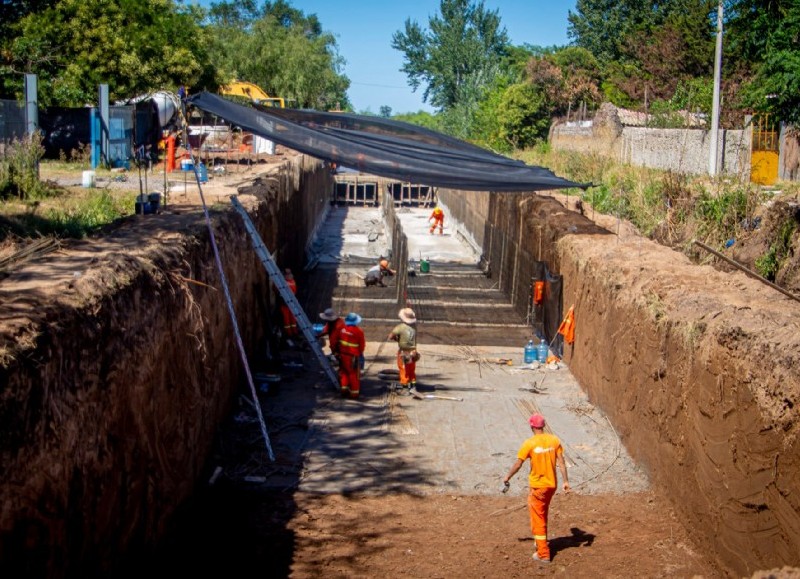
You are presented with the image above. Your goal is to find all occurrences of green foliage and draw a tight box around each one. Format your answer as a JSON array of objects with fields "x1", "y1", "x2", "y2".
[
  {"x1": 392, "y1": 111, "x2": 444, "y2": 132},
  {"x1": 206, "y1": 1, "x2": 350, "y2": 110},
  {"x1": 471, "y1": 78, "x2": 511, "y2": 151},
  {"x1": 45, "y1": 190, "x2": 131, "y2": 238},
  {"x1": 670, "y1": 77, "x2": 714, "y2": 118},
  {"x1": 737, "y1": 4, "x2": 800, "y2": 125},
  {"x1": 755, "y1": 218, "x2": 797, "y2": 280},
  {"x1": 496, "y1": 83, "x2": 550, "y2": 149},
  {"x1": 568, "y1": 0, "x2": 672, "y2": 64},
  {"x1": 4, "y1": 0, "x2": 219, "y2": 105},
  {"x1": 0, "y1": 133, "x2": 51, "y2": 200},
  {"x1": 391, "y1": 0, "x2": 509, "y2": 110},
  {"x1": 755, "y1": 246, "x2": 780, "y2": 280},
  {"x1": 694, "y1": 185, "x2": 757, "y2": 243}
]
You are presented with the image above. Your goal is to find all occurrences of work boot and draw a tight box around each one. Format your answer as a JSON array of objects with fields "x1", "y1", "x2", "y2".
[{"x1": 532, "y1": 552, "x2": 551, "y2": 564}]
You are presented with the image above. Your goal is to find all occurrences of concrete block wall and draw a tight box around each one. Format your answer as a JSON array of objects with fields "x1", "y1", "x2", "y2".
[{"x1": 551, "y1": 119, "x2": 751, "y2": 179}]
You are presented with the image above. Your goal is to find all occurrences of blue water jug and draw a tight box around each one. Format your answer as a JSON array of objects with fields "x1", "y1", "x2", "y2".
[
  {"x1": 524, "y1": 340, "x2": 536, "y2": 364},
  {"x1": 537, "y1": 340, "x2": 549, "y2": 362},
  {"x1": 198, "y1": 162, "x2": 208, "y2": 183}
]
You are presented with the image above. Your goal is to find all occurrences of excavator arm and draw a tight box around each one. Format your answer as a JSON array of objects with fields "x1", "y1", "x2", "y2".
[{"x1": 220, "y1": 80, "x2": 284, "y2": 108}]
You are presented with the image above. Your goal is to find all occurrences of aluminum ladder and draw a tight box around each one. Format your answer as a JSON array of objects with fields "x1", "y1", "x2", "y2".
[{"x1": 231, "y1": 196, "x2": 339, "y2": 389}]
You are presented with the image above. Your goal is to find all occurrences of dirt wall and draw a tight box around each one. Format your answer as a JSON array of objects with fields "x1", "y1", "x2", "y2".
[
  {"x1": 441, "y1": 187, "x2": 800, "y2": 576},
  {"x1": 557, "y1": 232, "x2": 800, "y2": 576},
  {"x1": 0, "y1": 156, "x2": 331, "y2": 578}
]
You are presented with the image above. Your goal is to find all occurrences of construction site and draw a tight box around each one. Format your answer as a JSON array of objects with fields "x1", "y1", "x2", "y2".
[{"x1": 1, "y1": 94, "x2": 800, "y2": 579}]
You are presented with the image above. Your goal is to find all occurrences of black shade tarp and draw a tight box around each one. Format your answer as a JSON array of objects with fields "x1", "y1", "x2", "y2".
[{"x1": 186, "y1": 92, "x2": 588, "y2": 192}]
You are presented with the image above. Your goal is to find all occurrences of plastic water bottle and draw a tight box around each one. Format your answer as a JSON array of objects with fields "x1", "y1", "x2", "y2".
[
  {"x1": 524, "y1": 340, "x2": 536, "y2": 364},
  {"x1": 537, "y1": 340, "x2": 549, "y2": 363}
]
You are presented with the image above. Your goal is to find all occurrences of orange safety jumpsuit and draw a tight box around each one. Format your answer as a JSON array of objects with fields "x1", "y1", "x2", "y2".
[
  {"x1": 429, "y1": 207, "x2": 444, "y2": 235},
  {"x1": 338, "y1": 324, "x2": 365, "y2": 398},
  {"x1": 280, "y1": 277, "x2": 299, "y2": 338},
  {"x1": 322, "y1": 318, "x2": 346, "y2": 355},
  {"x1": 517, "y1": 432, "x2": 564, "y2": 561}
]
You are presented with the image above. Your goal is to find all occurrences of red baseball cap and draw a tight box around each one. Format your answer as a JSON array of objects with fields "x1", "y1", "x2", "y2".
[{"x1": 529, "y1": 414, "x2": 545, "y2": 428}]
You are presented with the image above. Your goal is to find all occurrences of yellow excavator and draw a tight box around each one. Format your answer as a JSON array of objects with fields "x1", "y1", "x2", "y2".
[{"x1": 219, "y1": 80, "x2": 285, "y2": 108}]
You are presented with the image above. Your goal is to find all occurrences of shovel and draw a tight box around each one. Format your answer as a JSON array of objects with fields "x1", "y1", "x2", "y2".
[{"x1": 410, "y1": 389, "x2": 463, "y2": 402}]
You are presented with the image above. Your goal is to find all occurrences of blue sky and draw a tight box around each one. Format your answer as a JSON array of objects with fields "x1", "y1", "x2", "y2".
[{"x1": 196, "y1": 1, "x2": 577, "y2": 114}]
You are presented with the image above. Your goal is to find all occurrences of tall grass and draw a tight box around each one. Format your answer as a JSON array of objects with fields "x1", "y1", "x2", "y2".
[
  {"x1": 518, "y1": 146, "x2": 766, "y2": 247},
  {"x1": 755, "y1": 217, "x2": 797, "y2": 280},
  {"x1": 1, "y1": 134, "x2": 137, "y2": 239}
]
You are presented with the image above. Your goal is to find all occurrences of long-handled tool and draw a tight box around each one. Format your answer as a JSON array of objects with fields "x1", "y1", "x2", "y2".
[{"x1": 410, "y1": 389, "x2": 463, "y2": 402}]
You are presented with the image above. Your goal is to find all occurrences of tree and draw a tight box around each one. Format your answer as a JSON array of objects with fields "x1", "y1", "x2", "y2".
[
  {"x1": 552, "y1": 47, "x2": 602, "y2": 114},
  {"x1": 392, "y1": 110, "x2": 443, "y2": 131},
  {"x1": 206, "y1": 1, "x2": 350, "y2": 109},
  {"x1": 3, "y1": 0, "x2": 218, "y2": 105},
  {"x1": 567, "y1": 0, "x2": 672, "y2": 64},
  {"x1": 379, "y1": 105, "x2": 393, "y2": 118},
  {"x1": 734, "y1": 2, "x2": 800, "y2": 124},
  {"x1": 569, "y1": 0, "x2": 717, "y2": 109},
  {"x1": 496, "y1": 83, "x2": 550, "y2": 149},
  {"x1": 391, "y1": 0, "x2": 509, "y2": 110}
]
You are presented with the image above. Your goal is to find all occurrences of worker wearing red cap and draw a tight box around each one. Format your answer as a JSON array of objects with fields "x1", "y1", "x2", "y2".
[
  {"x1": 502, "y1": 413, "x2": 570, "y2": 564},
  {"x1": 429, "y1": 206, "x2": 444, "y2": 235},
  {"x1": 338, "y1": 312, "x2": 366, "y2": 399}
]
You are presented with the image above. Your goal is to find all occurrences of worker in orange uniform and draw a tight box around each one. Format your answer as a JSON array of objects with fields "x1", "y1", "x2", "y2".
[
  {"x1": 318, "y1": 307, "x2": 345, "y2": 357},
  {"x1": 502, "y1": 413, "x2": 570, "y2": 564},
  {"x1": 389, "y1": 308, "x2": 419, "y2": 389},
  {"x1": 337, "y1": 312, "x2": 366, "y2": 399},
  {"x1": 429, "y1": 206, "x2": 445, "y2": 235},
  {"x1": 279, "y1": 268, "x2": 299, "y2": 346}
]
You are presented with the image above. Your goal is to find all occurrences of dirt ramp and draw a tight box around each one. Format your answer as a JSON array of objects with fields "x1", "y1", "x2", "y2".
[{"x1": 557, "y1": 231, "x2": 800, "y2": 575}]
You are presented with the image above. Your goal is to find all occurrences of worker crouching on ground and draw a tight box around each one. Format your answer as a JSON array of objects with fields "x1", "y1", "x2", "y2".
[
  {"x1": 502, "y1": 413, "x2": 570, "y2": 564},
  {"x1": 318, "y1": 307, "x2": 345, "y2": 358},
  {"x1": 279, "y1": 268, "x2": 299, "y2": 346},
  {"x1": 389, "y1": 308, "x2": 419, "y2": 389},
  {"x1": 429, "y1": 206, "x2": 444, "y2": 235},
  {"x1": 364, "y1": 259, "x2": 396, "y2": 287},
  {"x1": 338, "y1": 312, "x2": 366, "y2": 399}
]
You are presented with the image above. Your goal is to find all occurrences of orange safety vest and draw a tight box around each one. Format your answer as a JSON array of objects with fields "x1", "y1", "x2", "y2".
[
  {"x1": 533, "y1": 281, "x2": 545, "y2": 305},
  {"x1": 557, "y1": 306, "x2": 575, "y2": 345}
]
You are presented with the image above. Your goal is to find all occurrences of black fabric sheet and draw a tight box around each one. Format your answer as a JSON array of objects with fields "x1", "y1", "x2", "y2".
[{"x1": 186, "y1": 92, "x2": 588, "y2": 192}]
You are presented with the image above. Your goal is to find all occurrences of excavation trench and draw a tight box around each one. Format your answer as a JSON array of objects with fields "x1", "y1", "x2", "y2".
[{"x1": 0, "y1": 157, "x2": 798, "y2": 577}]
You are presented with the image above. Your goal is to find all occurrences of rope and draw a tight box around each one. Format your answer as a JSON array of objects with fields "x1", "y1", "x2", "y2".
[{"x1": 180, "y1": 101, "x2": 275, "y2": 462}]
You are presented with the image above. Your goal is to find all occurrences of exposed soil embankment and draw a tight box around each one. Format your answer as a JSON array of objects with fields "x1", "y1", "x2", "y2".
[
  {"x1": 0, "y1": 156, "x2": 330, "y2": 577},
  {"x1": 557, "y1": 229, "x2": 800, "y2": 576},
  {"x1": 442, "y1": 187, "x2": 800, "y2": 576}
]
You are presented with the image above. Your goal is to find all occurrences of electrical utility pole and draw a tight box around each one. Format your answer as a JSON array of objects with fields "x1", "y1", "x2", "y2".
[{"x1": 709, "y1": 0, "x2": 724, "y2": 176}]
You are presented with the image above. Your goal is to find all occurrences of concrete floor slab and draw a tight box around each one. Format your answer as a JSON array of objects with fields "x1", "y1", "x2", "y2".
[{"x1": 285, "y1": 204, "x2": 648, "y2": 498}]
